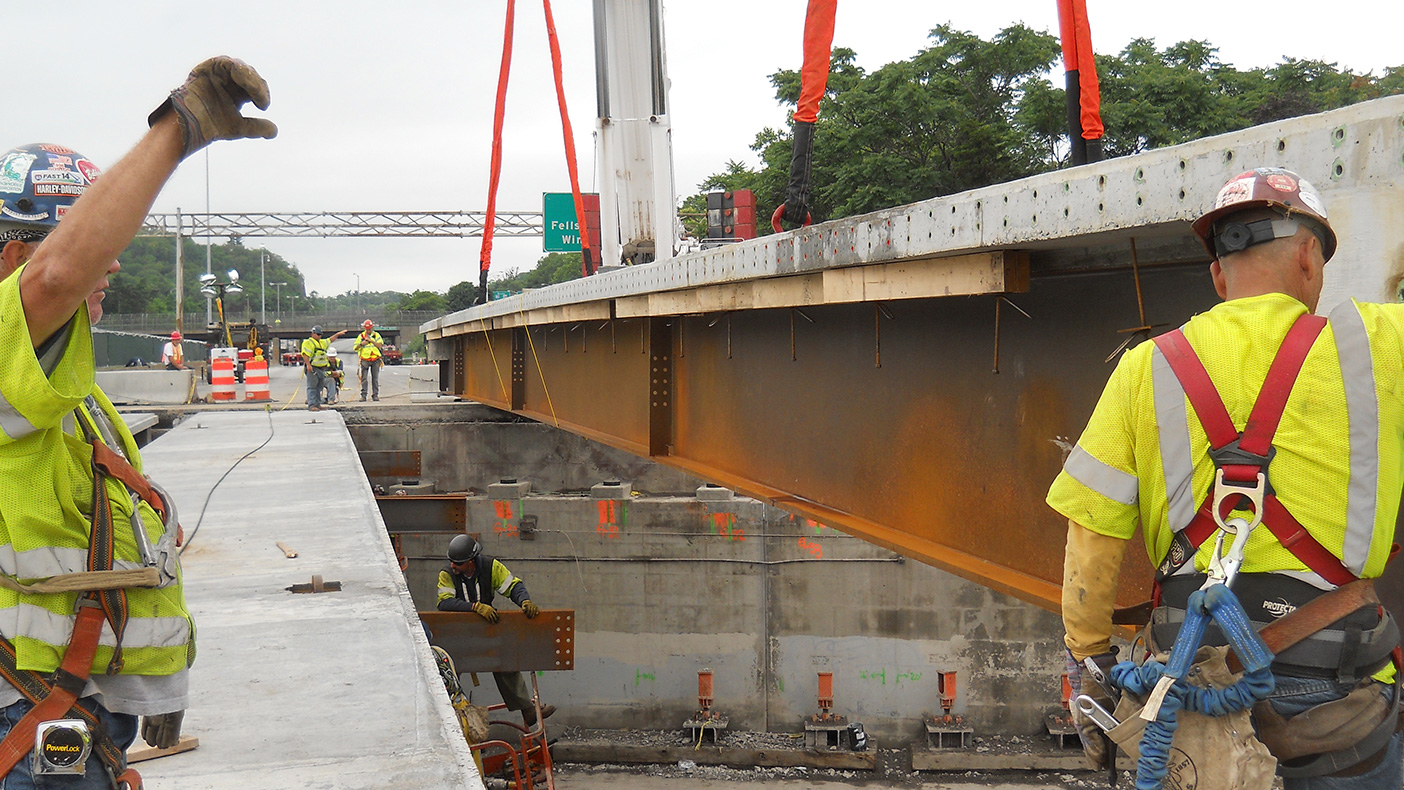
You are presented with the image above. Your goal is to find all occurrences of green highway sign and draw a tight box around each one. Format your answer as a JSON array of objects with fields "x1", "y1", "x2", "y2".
[{"x1": 543, "y1": 192, "x2": 582, "y2": 252}]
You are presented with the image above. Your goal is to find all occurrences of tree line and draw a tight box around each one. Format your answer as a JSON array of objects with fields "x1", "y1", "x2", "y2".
[{"x1": 680, "y1": 28, "x2": 1404, "y2": 237}]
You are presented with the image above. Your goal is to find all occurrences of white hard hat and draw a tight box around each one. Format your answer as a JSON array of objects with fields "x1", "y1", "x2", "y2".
[{"x1": 327, "y1": 348, "x2": 339, "y2": 357}]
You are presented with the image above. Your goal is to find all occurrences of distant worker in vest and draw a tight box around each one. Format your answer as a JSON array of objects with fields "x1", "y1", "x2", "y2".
[
  {"x1": 0, "y1": 56, "x2": 276, "y2": 786},
  {"x1": 1049, "y1": 168, "x2": 1402, "y2": 787},
  {"x1": 301, "y1": 325, "x2": 346, "y2": 411},
  {"x1": 324, "y1": 347, "x2": 345, "y2": 404},
  {"x1": 162, "y1": 330, "x2": 187, "y2": 370},
  {"x1": 354, "y1": 319, "x2": 384, "y2": 402},
  {"x1": 437, "y1": 535, "x2": 557, "y2": 727}
]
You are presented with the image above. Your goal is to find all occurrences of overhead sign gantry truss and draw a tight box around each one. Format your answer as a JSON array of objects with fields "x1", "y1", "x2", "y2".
[
  {"x1": 140, "y1": 211, "x2": 543, "y2": 239},
  {"x1": 423, "y1": 97, "x2": 1404, "y2": 616}
]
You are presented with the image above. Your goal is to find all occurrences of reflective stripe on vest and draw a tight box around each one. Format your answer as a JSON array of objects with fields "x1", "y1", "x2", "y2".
[
  {"x1": 0, "y1": 544, "x2": 147, "y2": 581},
  {"x1": 0, "y1": 391, "x2": 38, "y2": 442},
  {"x1": 1063, "y1": 445, "x2": 1138, "y2": 505},
  {"x1": 1153, "y1": 302, "x2": 1378, "y2": 581},
  {"x1": 0, "y1": 604, "x2": 190, "y2": 652}
]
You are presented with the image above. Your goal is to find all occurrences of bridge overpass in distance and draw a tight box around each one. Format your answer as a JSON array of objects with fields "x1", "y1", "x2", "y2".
[{"x1": 421, "y1": 96, "x2": 1404, "y2": 617}]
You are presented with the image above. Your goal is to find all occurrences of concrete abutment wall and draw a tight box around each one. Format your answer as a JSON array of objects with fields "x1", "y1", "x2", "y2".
[{"x1": 348, "y1": 404, "x2": 1067, "y2": 744}]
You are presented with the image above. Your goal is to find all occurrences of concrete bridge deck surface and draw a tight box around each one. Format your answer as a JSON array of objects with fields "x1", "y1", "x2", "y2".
[{"x1": 131, "y1": 409, "x2": 482, "y2": 789}]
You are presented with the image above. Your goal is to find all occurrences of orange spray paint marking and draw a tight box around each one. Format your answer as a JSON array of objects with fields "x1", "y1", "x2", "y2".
[
  {"x1": 797, "y1": 536, "x2": 823, "y2": 559},
  {"x1": 597, "y1": 500, "x2": 623, "y2": 539},
  {"x1": 492, "y1": 500, "x2": 518, "y2": 537}
]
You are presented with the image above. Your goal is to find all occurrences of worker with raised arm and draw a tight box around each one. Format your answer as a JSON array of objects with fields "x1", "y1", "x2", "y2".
[
  {"x1": 353, "y1": 319, "x2": 384, "y2": 402},
  {"x1": 437, "y1": 535, "x2": 556, "y2": 727},
  {"x1": 0, "y1": 57, "x2": 275, "y2": 787},
  {"x1": 301, "y1": 325, "x2": 346, "y2": 411},
  {"x1": 1048, "y1": 169, "x2": 1403, "y2": 787}
]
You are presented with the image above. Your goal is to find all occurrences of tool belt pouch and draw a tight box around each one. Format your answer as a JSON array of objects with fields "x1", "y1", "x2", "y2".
[
  {"x1": 1108, "y1": 646, "x2": 1277, "y2": 790},
  {"x1": 1252, "y1": 682, "x2": 1391, "y2": 769}
]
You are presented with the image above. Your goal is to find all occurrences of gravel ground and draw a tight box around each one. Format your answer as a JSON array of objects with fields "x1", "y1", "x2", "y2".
[{"x1": 529, "y1": 728, "x2": 1136, "y2": 788}]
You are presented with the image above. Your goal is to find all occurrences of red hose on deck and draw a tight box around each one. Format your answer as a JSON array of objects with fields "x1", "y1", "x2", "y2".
[
  {"x1": 478, "y1": 0, "x2": 517, "y2": 300},
  {"x1": 542, "y1": 0, "x2": 595, "y2": 277}
]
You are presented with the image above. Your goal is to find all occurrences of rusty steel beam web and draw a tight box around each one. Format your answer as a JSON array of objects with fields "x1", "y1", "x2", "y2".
[
  {"x1": 139, "y1": 211, "x2": 543, "y2": 238},
  {"x1": 358, "y1": 450, "x2": 422, "y2": 479},
  {"x1": 420, "y1": 610, "x2": 575, "y2": 673},
  {"x1": 454, "y1": 266, "x2": 1217, "y2": 612},
  {"x1": 376, "y1": 494, "x2": 468, "y2": 533}
]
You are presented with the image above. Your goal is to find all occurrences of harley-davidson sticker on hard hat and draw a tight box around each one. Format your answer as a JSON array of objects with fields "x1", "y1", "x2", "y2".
[{"x1": 0, "y1": 151, "x2": 37, "y2": 194}]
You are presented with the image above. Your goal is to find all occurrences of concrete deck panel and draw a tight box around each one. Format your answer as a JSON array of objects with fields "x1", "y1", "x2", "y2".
[
  {"x1": 132, "y1": 410, "x2": 482, "y2": 789},
  {"x1": 425, "y1": 94, "x2": 1404, "y2": 335}
]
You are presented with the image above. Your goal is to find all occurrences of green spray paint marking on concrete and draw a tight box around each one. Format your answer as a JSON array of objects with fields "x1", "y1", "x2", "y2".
[
  {"x1": 858, "y1": 669, "x2": 923, "y2": 685},
  {"x1": 635, "y1": 669, "x2": 655, "y2": 687},
  {"x1": 777, "y1": 678, "x2": 785, "y2": 692}
]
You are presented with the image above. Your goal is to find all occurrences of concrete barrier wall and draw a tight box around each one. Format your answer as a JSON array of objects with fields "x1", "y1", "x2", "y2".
[
  {"x1": 96, "y1": 368, "x2": 195, "y2": 405},
  {"x1": 398, "y1": 491, "x2": 1066, "y2": 744}
]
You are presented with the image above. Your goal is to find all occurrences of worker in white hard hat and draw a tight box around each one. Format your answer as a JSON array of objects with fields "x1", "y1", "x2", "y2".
[
  {"x1": 324, "y1": 346, "x2": 345, "y2": 404},
  {"x1": 1049, "y1": 168, "x2": 1403, "y2": 787}
]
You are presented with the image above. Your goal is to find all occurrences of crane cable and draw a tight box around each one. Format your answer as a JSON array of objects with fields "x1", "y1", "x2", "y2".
[{"x1": 477, "y1": 0, "x2": 597, "y2": 305}]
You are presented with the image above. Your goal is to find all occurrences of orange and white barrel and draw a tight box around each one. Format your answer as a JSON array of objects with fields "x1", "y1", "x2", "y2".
[
  {"x1": 211, "y1": 356, "x2": 236, "y2": 402},
  {"x1": 244, "y1": 357, "x2": 271, "y2": 401}
]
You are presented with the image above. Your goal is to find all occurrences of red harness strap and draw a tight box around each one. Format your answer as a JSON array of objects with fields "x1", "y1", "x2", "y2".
[{"x1": 1152, "y1": 314, "x2": 1357, "y2": 588}]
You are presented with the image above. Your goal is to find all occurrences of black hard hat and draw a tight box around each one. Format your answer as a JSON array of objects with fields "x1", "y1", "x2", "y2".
[
  {"x1": 311, "y1": 325, "x2": 323, "y2": 335},
  {"x1": 447, "y1": 534, "x2": 481, "y2": 564}
]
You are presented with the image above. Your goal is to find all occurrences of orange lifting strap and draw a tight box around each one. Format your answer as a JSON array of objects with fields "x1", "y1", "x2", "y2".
[{"x1": 478, "y1": 0, "x2": 596, "y2": 303}]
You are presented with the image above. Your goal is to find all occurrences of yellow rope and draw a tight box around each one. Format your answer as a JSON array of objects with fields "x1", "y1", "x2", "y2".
[
  {"x1": 519, "y1": 306, "x2": 559, "y2": 428},
  {"x1": 479, "y1": 318, "x2": 510, "y2": 402}
]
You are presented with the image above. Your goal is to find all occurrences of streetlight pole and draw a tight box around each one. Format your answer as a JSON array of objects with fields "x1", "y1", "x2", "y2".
[
  {"x1": 260, "y1": 248, "x2": 267, "y2": 325},
  {"x1": 271, "y1": 282, "x2": 287, "y2": 322},
  {"x1": 354, "y1": 272, "x2": 360, "y2": 315}
]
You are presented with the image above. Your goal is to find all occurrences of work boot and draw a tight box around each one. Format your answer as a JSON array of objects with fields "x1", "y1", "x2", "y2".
[
  {"x1": 360, "y1": 395, "x2": 366, "y2": 402},
  {"x1": 372, "y1": 395, "x2": 379, "y2": 402},
  {"x1": 521, "y1": 704, "x2": 556, "y2": 727}
]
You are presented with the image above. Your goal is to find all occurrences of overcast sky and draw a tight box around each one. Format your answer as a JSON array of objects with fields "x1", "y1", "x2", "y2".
[{"x1": 7, "y1": 1, "x2": 1401, "y2": 299}]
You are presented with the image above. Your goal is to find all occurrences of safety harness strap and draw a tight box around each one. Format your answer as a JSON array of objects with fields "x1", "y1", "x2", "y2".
[
  {"x1": 90, "y1": 441, "x2": 165, "y2": 523},
  {"x1": 1151, "y1": 315, "x2": 1355, "y2": 587}
]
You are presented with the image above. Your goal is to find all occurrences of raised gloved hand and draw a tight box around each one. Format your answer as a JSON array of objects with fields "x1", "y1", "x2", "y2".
[
  {"x1": 522, "y1": 600, "x2": 539, "y2": 619},
  {"x1": 1067, "y1": 650, "x2": 1118, "y2": 770},
  {"x1": 471, "y1": 602, "x2": 499, "y2": 624},
  {"x1": 140, "y1": 711, "x2": 184, "y2": 749},
  {"x1": 149, "y1": 56, "x2": 278, "y2": 159}
]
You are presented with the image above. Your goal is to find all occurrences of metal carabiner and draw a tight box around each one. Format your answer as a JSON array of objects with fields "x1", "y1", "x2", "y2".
[{"x1": 1201, "y1": 516, "x2": 1253, "y2": 591}]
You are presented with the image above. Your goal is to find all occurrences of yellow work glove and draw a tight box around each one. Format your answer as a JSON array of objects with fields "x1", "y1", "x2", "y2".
[
  {"x1": 471, "y1": 602, "x2": 499, "y2": 624},
  {"x1": 150, "y1": 56, "x2": 278, "y2": 159},
  {"x1": 522, "y1": 600, "x2": 539, "y2": 619}
]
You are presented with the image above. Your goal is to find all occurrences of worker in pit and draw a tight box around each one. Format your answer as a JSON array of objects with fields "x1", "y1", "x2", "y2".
[
  {"x1": 323, "y1": 347, "x2": 345, "y2": 404},
  {"x1": 162, "y1": 330, "x2": 187, "y2": 370},
  {"x1": 301, "y1": 325, "x2": 346, "y2": 411},
  {"x1": 437, "y1": 535, "x2": 557, "y2": 726},
  {"x1": 353, "y1": 319, "x2": 384, "y2": 402},
  {"x1": 1048, "y1": 168, "x2": 1403, "y2": 787},
  {"x1": 0, "y1": 57, "x2": 275, "y2": 787}
]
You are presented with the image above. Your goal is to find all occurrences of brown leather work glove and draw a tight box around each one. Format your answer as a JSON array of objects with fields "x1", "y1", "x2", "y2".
[
  {"x1": 1067, "y1": 650, "x2": 1117, "y2": 770},
  {"x1": 471, "y1": 602, "x2": 499, "y2": 624},
  {"x1": 522, "y1": 600, "x2": 539, "y2": 619},
  {"x1": 149, "y1": 56, "x2": 278, "y2": 158},
  {"x1": 140, "y1": 711, "x2": 184, "y2": 749}
]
